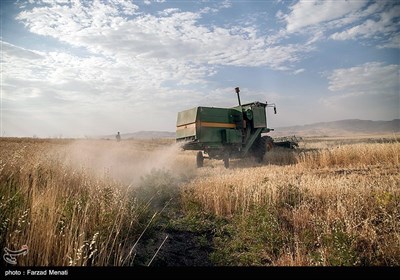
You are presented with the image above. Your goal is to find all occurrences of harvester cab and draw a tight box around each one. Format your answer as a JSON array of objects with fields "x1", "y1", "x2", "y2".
[{"x1": 176, "y1": 87, "x2": 277, "y2": 168}]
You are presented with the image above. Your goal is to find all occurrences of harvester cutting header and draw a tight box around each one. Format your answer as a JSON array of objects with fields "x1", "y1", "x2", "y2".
[{"x1": 176, "y1": 87, "x2": 296, "y2": 168}]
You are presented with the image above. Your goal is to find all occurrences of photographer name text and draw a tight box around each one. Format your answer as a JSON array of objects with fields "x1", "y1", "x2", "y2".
[{"x1": 5, "y1": 269, "x2": 68, "y2": 276}]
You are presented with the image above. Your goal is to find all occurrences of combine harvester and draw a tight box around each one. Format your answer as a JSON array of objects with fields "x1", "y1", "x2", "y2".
[{"x1": 176, "y1": 87, "x2": 297, "y2": 168}]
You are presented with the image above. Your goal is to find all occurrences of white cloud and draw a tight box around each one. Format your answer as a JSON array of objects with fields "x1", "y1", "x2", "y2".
[
  {"x1": 15, "y1": 0, "x2": 309, "y2": 72},
  {"x1": 293, "y1": 68, "x2": 305, "y2": 75},
  {"x1": 2, "y1": 40, "x2": 216, "y2": 106},
  {"x1": 283, "y1": 0, "x2": 368, "y2": 33},
  {"x1": 279, "y1": 0, "x2": 400, "y2": 49},
  {"x1": 327, "y1": 62, "x2": 399, "y2": 95},
  {"x1": 320, "y1": 62, "x2": 400, "y2": 120},
  {"x1": 1, "y1": 41, "x2": 44, "y2": 60},
  {"x1": 158, "y1": 8, "x2": 181, "y2": 16},
  {"x1": 330, "y1": 4, "x2": 400, "y2": 48},
  {"x1": 144, "y1": 0, "x2": 165, "y2": 5},
  {"x1": 1, "y1": 38, "x2": 221, "y2": 136},
  {"x1": 378, "y1": 34, "x2": 400, "y2": 49},
  {"x1": 221, "y1": 0, "x2": 232, "y2": 9}
]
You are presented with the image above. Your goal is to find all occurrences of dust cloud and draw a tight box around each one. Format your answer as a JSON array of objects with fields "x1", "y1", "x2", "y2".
[{"x1": 59, "y1": 139, "x2": 196, "y2": 186}]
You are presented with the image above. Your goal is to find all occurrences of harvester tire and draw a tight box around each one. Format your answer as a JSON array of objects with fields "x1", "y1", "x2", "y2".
[
  {"x1": 263, "y1": 136, "x2": 274, "y2": 151},
  {"x1": 223, "y1": 155, "x2": 229, "y2": 168},
  {"x1": 251, "y1": 136, "x2": 267, "y2": 163},
  {"x1": 196, "y1": 151, "x2": 204, "y2": 168}
]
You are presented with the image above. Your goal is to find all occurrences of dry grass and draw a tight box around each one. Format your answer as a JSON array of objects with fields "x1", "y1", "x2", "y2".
[
  {"x1": 0, "y1": 138, "x2": 191, "y2": 266},
  {"x1": 1, "y1": 141, "x2": 139, "y2": 265},
  {"x1": 181, "y1": 142, "x2": 400, "y2": 265},
  {"x1": 297, "y1": 142, "x2": 399, "y2": 168}
]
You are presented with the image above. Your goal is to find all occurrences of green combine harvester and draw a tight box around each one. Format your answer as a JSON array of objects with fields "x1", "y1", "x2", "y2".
[{"x1": 176, "y1": 87, "x2": 289, "y2": 168}]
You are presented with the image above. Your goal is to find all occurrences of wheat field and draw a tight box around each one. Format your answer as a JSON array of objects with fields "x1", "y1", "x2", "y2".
[
  {"x1": 0, "y1": 136, "x2": 399, "y2": 266},
  {"x1": 0, "y1": 138, "x2": 190, "y2": 266},
  {"x1": 182, "y1": 139, "x2": 400, "y2": 265}
]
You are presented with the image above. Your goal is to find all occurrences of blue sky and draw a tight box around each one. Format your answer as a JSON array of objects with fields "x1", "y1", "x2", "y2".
[{"x1": 1, "y1": 0, "x2": 399, "y2": 137}]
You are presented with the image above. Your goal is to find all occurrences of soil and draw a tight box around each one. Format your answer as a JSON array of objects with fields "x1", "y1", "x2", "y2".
[{"x1": 133, "y1": 227, "x2": 214, "y2": 267}]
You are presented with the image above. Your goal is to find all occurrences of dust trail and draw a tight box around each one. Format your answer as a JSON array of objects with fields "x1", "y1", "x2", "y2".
[{"x1": 57, "y1": 139, "x2": 196, "y2": 186}]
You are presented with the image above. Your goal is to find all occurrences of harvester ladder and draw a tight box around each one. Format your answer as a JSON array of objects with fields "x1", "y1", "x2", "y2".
[{"x1": 242, "y1": 128, "x2": 263, "y2": 155}]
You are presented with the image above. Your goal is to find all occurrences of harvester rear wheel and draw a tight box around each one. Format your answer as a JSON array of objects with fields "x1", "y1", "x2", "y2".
[
  {"x1": 196, "y1": 151, "x2": 204, "y2": 168},
  {"x1": 223, "y1": 155, "x2": 229, "y2": 168},
  {"x1": 251, "y1": 136, "x2": 267, "y2": 163}
]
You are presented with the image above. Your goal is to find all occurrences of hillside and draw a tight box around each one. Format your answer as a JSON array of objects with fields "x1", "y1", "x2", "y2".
[{"x1": 270, "y1": 119, "x2": 400, "y2": 137}]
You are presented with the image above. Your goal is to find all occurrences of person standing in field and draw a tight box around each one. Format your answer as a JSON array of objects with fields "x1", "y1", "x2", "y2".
[{"x1": 116, "y1": 132, "x2": 121, "y2": 142}]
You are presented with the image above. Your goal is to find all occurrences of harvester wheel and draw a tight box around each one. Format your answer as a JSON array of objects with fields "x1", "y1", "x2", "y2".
[
  {"x1": 196, "y1": 151, "x2": 204, "y2": 168},
  {"x1": 223, "y1": 155, "x2": 229, "y2": 168},
  {"x1": 263, "y1": 136, "x2": 274, "y2": 152},
  {"x1": 251, "y1": 136, "x2": 267, "y2": 163}
]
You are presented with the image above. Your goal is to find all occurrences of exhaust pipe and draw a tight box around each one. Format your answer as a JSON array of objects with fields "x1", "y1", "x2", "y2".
[{"x1": 235, "y1": 87, "x2": 242, "y2": 107}]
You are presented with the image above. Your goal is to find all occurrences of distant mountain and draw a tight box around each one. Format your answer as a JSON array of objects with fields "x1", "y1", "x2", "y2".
[
  {"x1": 125, "y1": 131, "x2": 176, "y2": 139},
  {"x1": 270, "y1": 119, "x2": 400, "y2": 137},
  {"x1": 99, "y1": 119, "x2": 399, "y2": 139},
  {"x1": 101, "y1": 130, "x2": 175, "y2": 139}
]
